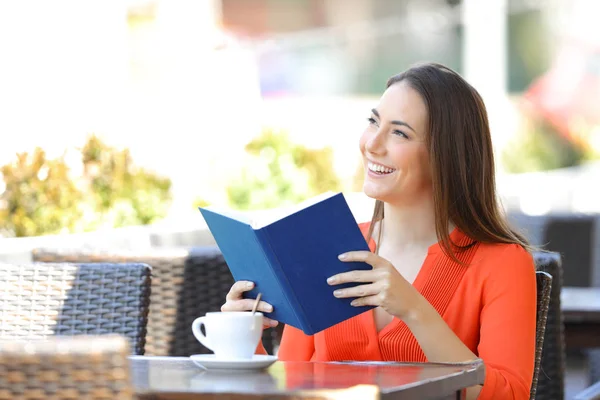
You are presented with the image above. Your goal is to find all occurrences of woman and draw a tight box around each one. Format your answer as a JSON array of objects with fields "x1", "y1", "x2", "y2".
[{"x1": 222, "y1": 62, "x2": 536, "y2": 400}]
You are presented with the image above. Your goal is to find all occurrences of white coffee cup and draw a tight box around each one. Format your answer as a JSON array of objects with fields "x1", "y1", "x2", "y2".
[{"x1": 191, "y1": 312, "x2": 263, "y2": 360}]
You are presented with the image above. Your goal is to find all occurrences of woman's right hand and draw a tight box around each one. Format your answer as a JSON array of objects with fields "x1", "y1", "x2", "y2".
[{"x1": 221, "y1": 281, "x2": 279, "y2": 328}]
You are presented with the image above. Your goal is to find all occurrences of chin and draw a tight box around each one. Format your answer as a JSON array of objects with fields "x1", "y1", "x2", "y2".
[{"x1": 362, "y1": 183, "x2": 390, "y2": 203}]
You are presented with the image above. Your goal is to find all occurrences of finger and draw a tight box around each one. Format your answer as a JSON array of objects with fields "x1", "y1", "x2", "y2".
[
  {"x1": 262, "y1": 318, "x2": 279, "y2": 328},
  {"x1": 338, "y1": 251, "x2": 385, "y2": 267},
  {"x1": 221, "y1": 299, "x2": 273, "y2": 313},
  {"x1": 327, "y1": 270, "x2": 375, "y2": 285},
  {"x1": 225, "y1": 281, "x2": 255, "y2": 301},
  {"x1": 350, "y1": 294, "x2": 382, "y2": 307},
  {"x1": 337, "y1": 250, "x2": 373, "y2": 262},
  {"x1": 333, "y1": 283, "x2": 379, "y2": 299},
  {"x1": 221, "y1": 299, "x2": 274, "y2": 313}
]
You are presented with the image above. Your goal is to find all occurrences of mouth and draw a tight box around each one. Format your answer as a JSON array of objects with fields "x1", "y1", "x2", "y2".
[{"x1": 367, "y1": 161, "x2": 396, "y2": 176}]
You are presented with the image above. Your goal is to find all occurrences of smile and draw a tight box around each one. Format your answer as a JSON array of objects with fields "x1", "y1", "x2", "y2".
[{"x1": 368, "y1": 162, "x2": 396, "y2": 175}]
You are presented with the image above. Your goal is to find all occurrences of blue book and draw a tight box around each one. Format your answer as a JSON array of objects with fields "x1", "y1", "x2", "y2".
[{"x1": 199, "y1": 192, "x2": 374, "y2": 335}]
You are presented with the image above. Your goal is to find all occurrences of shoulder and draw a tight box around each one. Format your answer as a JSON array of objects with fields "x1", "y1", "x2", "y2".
[
  {"x1": 452, "y1": 242, "x2": 537, "y2": 308},
  {"x1": 474, "y1": 241, "x2": 533, "y2": 264},
  {"x1": 467, "y1": 242, "x2": 536, "y2": 284}
]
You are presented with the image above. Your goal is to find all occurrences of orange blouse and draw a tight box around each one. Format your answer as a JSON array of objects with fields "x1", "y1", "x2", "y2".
[{"x1": 259, "y1": 223, "x2": 537, "y2": 399}]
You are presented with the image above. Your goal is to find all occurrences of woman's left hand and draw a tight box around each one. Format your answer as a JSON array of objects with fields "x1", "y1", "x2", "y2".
[{"x1": 327, "y1": 251, "x2": 423, "y2": 320}]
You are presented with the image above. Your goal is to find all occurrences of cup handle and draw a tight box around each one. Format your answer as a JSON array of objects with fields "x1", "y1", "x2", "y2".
[{"x1": 192, "y1": 317, "x2": 212, "y2": 351}]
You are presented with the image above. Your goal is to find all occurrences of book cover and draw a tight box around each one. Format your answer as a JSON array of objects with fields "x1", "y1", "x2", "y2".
[{"x1": 199, "y1": 192, "x2": 374, "y2": 335}]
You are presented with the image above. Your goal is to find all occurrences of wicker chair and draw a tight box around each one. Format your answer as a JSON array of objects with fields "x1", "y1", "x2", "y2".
[
  {"x1": 542, "y1": 215, "x2": 600, "y2": 387},
  {"x1": 0, "y1": 335, "x2": 133, "y2": 400},
  {"x1": 32, "y1": 247, "x2": 282, "y2": 356},
  {"x1": 531, "y1": 271, "x2": 552, "y2": 400},
  {"x1": 0, "y1": 262, "x2": 151, "y2": 355},
  {"x1": 533, "y1": 251, "x2": 566, "y2": 400}
]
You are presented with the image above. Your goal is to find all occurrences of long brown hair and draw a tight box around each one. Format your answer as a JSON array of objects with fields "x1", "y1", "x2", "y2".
[{"x1": 366, "y1": 62, "x2": 529, "y2": 262}]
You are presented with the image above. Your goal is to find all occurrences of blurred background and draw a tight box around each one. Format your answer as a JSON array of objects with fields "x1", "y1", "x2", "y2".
[
  {"x1": 1, "y1": 0, "x2": 599, "y2": 238},
  {"x1": 0, "y1": 0, "x2": 600, "y2": 236},
  {"x1": 0, "y1": 0, "x2": 599, "y2": 395}
]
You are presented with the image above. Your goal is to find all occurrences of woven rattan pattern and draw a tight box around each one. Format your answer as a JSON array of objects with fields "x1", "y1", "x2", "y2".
[
  {"x1": 0, "y1": 263, "x2": 151, "y2": 355},
  {"x1": 533, "y1": 251, "x2": 566, "y2": 400},
  {"x1": 531, "y1": 271, "x2": 552, "y2": 400},
  {"x1": 0, "y1": 335, "x2": 132, "y2": 400},
  {"x1": 32, "y1": 247, "x2": 281, "y2": 356}
]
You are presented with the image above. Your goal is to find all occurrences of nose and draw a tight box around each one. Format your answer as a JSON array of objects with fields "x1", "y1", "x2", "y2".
[{"x1": 365, "y1": 129, "x2": 386, "y2": 155}]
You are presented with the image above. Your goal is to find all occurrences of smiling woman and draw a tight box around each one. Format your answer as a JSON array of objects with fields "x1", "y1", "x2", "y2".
[
  {"x1": 222, "y1": 63, "x2": 537, "y2": 400},
  {"x1": 359, "y1": 81, "x2": 431, "y2": 213}
]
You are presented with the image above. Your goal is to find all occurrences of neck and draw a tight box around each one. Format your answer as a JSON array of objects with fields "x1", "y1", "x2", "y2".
[{"x1": 378, "y1": 197, "x2": 440, "y2": 251}]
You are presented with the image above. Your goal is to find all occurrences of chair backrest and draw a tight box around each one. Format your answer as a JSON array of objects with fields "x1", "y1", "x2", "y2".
[
  {"x1": 532, "y1": 251, "x2": 566, "y2": 400},
  {"x1": 543, "y1": 215, "x2": 596, "y2": 287},
  {"x1": 531, "y1": 270, "x2": 552, "y2": 400},
  {"x1": 0, "y1": 262, "x2": 151, "y2": 355},
  {"x1": 0, "y1": 335, "x2": 133, "y2": 399},
  {"x1": 32, "y1": 247, "x2": 281, "y2": 356}
]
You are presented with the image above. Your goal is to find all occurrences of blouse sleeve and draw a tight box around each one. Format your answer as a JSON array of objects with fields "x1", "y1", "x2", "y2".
[
  {"x1": 477, "y1": 245, "x2": 537, "y2": 399},
  {"x1": 277, "y1": 325, "x2": 315, "y2": 361}
]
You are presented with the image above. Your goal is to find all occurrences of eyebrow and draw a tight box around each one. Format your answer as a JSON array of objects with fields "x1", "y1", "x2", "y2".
[{"x1": 371, "y1": 108, "x2": 416, "y2": 133}]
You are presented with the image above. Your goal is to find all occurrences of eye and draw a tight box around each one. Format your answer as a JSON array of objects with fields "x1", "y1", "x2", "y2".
[
  {"x1": 367, "y1": 117, "x2": 379, "y2": 127},
  {"x1": 393, "y1": 130, "x2": 409, "y2": 139}
]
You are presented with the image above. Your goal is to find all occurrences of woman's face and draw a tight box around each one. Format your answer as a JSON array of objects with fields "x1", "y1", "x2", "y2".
[{"x1": 359, "y1": 81, "x2": 432, "y2": 205}]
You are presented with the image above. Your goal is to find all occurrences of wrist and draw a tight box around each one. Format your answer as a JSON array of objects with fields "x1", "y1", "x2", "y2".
[{"x1": 403, "y1": 294, "x2": 437, "y2": 327}]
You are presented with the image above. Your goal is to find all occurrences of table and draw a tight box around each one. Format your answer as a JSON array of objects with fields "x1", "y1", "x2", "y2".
[
  {"x1": 130, "y1": 356, "x2": 485, "y2": 400},
  {"x1": 562, "y1": 287, "x2": 600, "y2": 349}
]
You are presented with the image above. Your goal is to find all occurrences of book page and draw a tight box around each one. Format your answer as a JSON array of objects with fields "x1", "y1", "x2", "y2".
[
  {"x1": 201, "y1": 206, "x2": 254, "y2": 226},
  {"x1": 252, "y1": 191, "x2": 338, "y2": 229},
  {"x1": 202, "y1": 192, "x2": 339, "y2": 229},
  {"x1": 201, "y1": 206, "x2": 286, "y2": 229}
]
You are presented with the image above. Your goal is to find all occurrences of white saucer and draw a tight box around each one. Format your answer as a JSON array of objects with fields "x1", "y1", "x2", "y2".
[{"x1": 190, "y1": 354, "x2": 278, "y2": 370}]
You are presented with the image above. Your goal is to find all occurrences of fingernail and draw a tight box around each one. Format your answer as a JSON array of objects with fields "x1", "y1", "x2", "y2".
[
  {"x1": 338, "y1": 253, "x2": 347, "y2": 260},
  {"x1": 333, "y1": 290, "x2": 342, "y2": 297},
  {"x1": 246, "y1": 282, "x2": 253, "y2": 289},
  {"x1": 266, "y1": 305, "x2": 273, "y2": 312},
  {"x1": 350, "y1": 300, "x2": 357, "y2": 306},
  {"x1": 270, "y1": 320, "x2": 278, "y2": 327},
  {"x1": 327, "y1": 276, "x2": 336, "y2": 284}
]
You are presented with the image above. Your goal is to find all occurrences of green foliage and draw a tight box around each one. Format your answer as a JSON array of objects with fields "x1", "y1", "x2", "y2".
[
  {"x1": 80, "y1": 135, "x2": 172, "y2": 228},
  {"x1": 502, "y1": 118, "x2": 585, "y2": 173},
  {"x1": 0, "y1": 149, "x2": 83, "y2": 237},
  {"x1": 227, "y1": 128, "x2": 341, "y2": 210},
  {"x1": 0, "y1": 135, "x2": 172, "y2": 237}
]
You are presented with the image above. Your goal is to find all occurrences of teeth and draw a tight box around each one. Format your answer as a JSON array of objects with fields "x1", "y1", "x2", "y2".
[{"x1": 368, "y1": 162, "x2": 395, "y2": 174}]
